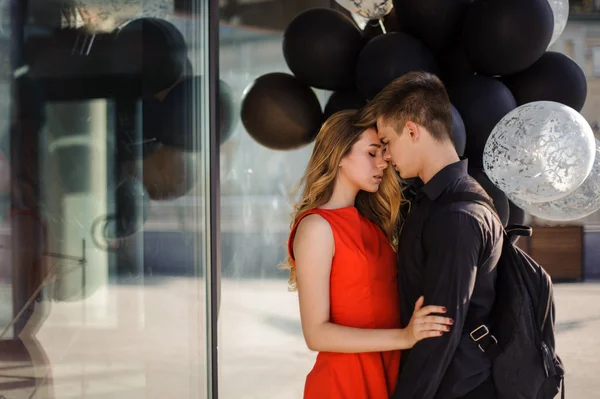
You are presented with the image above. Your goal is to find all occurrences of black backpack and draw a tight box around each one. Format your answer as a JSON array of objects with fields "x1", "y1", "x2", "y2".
[{"x1": 432, "y1": 191, "x2": 565, "y2": 399}]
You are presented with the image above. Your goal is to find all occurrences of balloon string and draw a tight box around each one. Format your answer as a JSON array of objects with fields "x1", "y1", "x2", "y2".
[{"x1": 378, "y1": 19, "x2": 386, "y2": 34}]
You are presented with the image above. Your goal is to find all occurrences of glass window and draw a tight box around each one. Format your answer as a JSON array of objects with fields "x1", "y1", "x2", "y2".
[
  {"x1": 0, "y1": 1, "x2": 215, "y2": 398},
  {"x1": 217, "y1": 2, "x2": 332, "y2": 398}
]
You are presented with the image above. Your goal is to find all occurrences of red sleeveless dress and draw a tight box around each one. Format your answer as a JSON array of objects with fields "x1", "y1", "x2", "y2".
[{"x1": 288, "y1": 206, "x2": 401, "y2": 399}]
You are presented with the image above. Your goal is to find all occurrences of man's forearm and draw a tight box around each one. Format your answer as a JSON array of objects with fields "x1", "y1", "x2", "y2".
[{"x1": 391, "y1": 319, "x2": 464, "y2": 399}]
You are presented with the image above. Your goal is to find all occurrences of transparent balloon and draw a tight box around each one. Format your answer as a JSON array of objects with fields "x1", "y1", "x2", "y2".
[
  {"x1": 510, "y1": 140, "x2": 600, "y2": 221},
  {"x1": 483, "y1": 101, "x2": 596, "y2": 203},
  {"x1": 351, "y1": 13, "x2": 369, "y2": 30},
  {"x1": 548, "y1": 0, "x2": 569, "y2": 48},
  {"x1": 70, "y1": 0, "x2": 175, "y2": 32},
  {"x1": 335, "y1": 0, "x2": 394, "y2": 20}
]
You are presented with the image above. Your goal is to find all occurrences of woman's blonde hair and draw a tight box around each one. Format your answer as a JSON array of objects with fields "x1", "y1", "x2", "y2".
[{"x1": 281, "y1": 109, "x2": 406, "y2": 291}]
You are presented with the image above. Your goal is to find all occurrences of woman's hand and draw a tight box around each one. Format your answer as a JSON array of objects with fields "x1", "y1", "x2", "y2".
[{"x1": 404, "y1": 296, "x2": 453, "y2": 348}]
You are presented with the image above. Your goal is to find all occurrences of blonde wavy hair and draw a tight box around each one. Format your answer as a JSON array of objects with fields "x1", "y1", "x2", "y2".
[{"x1": 281, "y1": 109, "x2": 406, "y2": 291}]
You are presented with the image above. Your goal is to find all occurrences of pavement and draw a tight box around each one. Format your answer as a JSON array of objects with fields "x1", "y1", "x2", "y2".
[{"x1": 0, "y1": 278, "x2": 598, "y2": 399}]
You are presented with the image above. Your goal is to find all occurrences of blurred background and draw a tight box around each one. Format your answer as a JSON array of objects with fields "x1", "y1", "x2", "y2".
[{"x1": 0, "y1": 0, "x2": 598, "y2": 398}]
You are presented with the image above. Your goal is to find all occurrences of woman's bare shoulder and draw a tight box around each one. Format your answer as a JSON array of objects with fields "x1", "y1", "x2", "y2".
[{"x1": 293, "y1": 213, "x2": 334, "y2": 256}]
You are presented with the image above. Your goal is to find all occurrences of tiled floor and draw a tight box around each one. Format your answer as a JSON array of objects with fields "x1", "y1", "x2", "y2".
[{"x1": 0, "y1": 278, "x2": 598, "y2": 399}]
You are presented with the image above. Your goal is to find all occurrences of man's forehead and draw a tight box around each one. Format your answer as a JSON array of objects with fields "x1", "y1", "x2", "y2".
[
  {"x1": 376, "y1": 117, "x2": 392, "y2": 130},
  {"x1": 376, "y1": 121, "x2": 391, "y2": 135}
]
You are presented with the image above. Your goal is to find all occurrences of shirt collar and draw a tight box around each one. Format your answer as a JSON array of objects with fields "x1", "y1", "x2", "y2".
[{"x1": 421, "y1": 159, "x2": 469, "y2": 201}]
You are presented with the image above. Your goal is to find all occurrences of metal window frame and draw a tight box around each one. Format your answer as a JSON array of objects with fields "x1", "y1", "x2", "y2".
[{"x1": 199, "y1": 0, "x2": 221, "y2": 397}]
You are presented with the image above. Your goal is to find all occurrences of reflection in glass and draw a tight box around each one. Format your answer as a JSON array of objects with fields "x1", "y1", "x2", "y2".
[{"x1": 0, "y1": 1, "x2": 213, "y2": 398}]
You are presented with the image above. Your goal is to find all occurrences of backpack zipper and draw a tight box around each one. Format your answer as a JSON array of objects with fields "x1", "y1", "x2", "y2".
[{"x1": 541, "y1": 279, "x2": 552, "y2": 332}]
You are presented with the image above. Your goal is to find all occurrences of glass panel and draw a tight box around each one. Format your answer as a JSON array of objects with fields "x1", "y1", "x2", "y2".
[
  {"x1": 217, "y1": 2, "x2": 332, "y2": 398},
  {"x1": 0, "y1": 1, "x2": 214, "y2": 398}
]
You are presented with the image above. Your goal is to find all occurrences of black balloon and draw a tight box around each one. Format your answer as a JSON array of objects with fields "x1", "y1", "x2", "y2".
[
  {"x1": 469, "y1": 168, "x2": 510, "y2": 226},
  {"x1": 324, "y1": 89, "x2": 367, "y2": 120},
  {"x1": 393, "y1": 0, "x2": 472, "y2": 52},
  {"x1": 362, "y1": 10, "x2": 404, "y2": 39},
  {"x1": 240, "y1": 72, "x2": 323, "y2": 150},
  {"x1": 502, "y1": 52, "x2": 588, "y2": 112},
  {"x1": 450, "y1": 103, "x2": 466, "y2": 157},
  {"x1": 507, "y1": 200, "x2": 527, "y2": 244},
  {"x1": 447, "y1": 75, "x2": 516, "y2": 167},
  {"x1": 382, "y1": 8, "x2": 403, "y2": 33},
  {"x1": 218, "y1": 80, "x2": 238, "y2": 144},
  {"x1": 437, "y1": 43, "x2": 474, "y2": 85},
  {"x1": 363, "y1": 20, "x2": 386, "y2": 40},
  {"x1": 282, "y1": 8, "x2": 364, "y2": 91},
  {"x1": 462, "y1": 0, "x2": 554, "y2": 76},
  {"x1": 113, "y1": 175, "x2": 150, "y2": 238},
  {"x1": 112, "y1": 18, "x2": 188, "y2": 96},
  {"x1": 115, "y1": 97, "x2": 163, "y2": 162},
  {"x1": 356, "y1": 32, "x2": 440, "y2": 100},
  {"x1": 508, "y1": 200, "x2": 526, "y2": 224},
  {"x1": 143, "y1": 76, "x2": 237, "y2": 150},
  {"x1": 138, "y1": 146, "x2": 196, "y2": 201}
]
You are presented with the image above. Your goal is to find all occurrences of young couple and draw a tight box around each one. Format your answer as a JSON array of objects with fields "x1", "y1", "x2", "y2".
[{"x1": 284, "y1": 72, "x2": 504, "y2": 399}]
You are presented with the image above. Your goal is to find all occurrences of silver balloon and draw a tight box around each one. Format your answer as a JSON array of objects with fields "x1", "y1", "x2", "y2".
[
  {"x1": 351, "y1": 13, "x2": 369, "y2": 30},
  {"x1": 510, "y1": 140, "x2": 600, "y2": 221},
  {"x1": 548, "y1": 0, "x2": 569, "y2": 48},
  {"x1": 483, "y1": 101, "x2": 596, "y2": 203},
  {"x1": 64, "y1": 0, "x2": 175, "y2": 32},
  {"x1": 335, "y1": 0, "x2": 393, "y2": 20}
]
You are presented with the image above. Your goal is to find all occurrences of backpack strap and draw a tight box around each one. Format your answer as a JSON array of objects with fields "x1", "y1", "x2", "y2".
[
  {"x1": 506, "y1": 224, "x2": 533, "y2": 238},
  {"x1": 426, "y1": 191, "x2": 533, "y2": 239},
  {"x1": 422, "y1": 191, "x2": 529, "y2": 360}
]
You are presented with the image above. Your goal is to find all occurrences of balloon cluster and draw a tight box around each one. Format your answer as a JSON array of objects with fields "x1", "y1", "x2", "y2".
[
  {"x1": 23, "y1": 16, "x2": 239, "y2": 244},
  {"x1": 240, "y1": 0, "x2": 600, "y2": 222},
  {"x1": 112, "y1": 18, "x2": 234, "y2": 239},
  {"x1": 484, "y1": 102, "x2": 599, "y2": 222}
]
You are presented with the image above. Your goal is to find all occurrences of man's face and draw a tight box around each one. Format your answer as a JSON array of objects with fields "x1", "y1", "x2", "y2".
[{"x1": 376, "y1": 118, "x2": 418, "y2": 179}]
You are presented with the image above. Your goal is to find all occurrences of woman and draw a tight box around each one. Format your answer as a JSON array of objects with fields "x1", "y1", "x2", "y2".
[{"x1": 282, "y1": 110, "x2": 453, "y2": 398}]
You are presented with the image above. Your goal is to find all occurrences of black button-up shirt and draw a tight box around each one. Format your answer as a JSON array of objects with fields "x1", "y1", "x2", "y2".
[{"x1": 392, "y1": 160, "x2": 504, "y2": 399}]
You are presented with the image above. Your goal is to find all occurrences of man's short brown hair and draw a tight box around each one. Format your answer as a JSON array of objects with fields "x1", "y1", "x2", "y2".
[{"x1": 357, "y1": 71, "x2": 454, "y2": 144}]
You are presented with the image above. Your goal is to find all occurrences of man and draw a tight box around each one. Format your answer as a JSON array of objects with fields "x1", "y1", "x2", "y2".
[{"x1": 358, "y1": 71, "x2": 504, "y2": 399}]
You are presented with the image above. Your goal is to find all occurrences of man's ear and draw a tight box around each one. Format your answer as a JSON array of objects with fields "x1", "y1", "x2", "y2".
[{"x1": 405, "y1": 121, "x2": 420, "y2": 141}]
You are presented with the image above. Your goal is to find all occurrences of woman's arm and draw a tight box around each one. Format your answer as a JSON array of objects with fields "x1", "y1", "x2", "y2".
[{"x1": 293, "y1": 214, "x2": 452, "y2": 353}]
